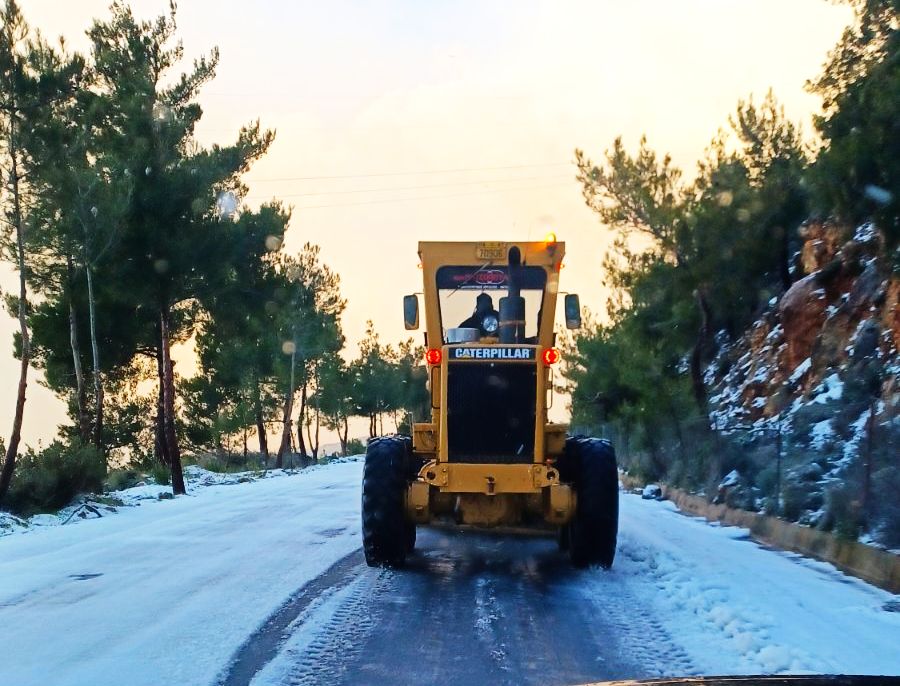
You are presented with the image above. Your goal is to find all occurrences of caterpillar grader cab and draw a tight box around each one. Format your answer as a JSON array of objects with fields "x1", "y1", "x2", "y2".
[{"x1": 361, "y1": 238, "x2": 619, "y2": 568}]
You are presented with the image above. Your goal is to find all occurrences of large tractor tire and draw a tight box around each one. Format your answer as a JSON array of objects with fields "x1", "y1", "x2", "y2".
[
  {"x1": 562, "y1": 437, "x2": 619, "y2": 569},
  {"x1": 361, "y1": 436, "x2": 411, "y2": 567}
]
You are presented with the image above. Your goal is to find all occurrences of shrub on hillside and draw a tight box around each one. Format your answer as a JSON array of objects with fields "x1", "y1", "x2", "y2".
[
  {"x1": 869, "y1": 465, "x2": 900, "y2": 549},
  {"x1": 6, "y1": 441, "x2": 106, "y2": 516},
  {"x1": 104, "y1": 468, "x2": 141, "y2": 492},
  {"x1": 345, "y1": 438, "x2": 366, "y2": 456}
]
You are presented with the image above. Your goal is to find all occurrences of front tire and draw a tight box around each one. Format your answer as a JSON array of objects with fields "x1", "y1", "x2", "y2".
[
  {"x1": 564, "y1": 437, "x2": 619, "y2": 569},
  {"x1": 361, "y1": 437, "x2": 410, "y2": 567}
]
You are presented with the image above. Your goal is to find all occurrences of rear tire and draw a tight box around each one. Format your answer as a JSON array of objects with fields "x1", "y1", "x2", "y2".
[
  {"x1": 564, "y1": 437, "x2": 618, "y2": 569},
  {"x1": 361, "y1": 436, "x2": 410, "y2": 568}
]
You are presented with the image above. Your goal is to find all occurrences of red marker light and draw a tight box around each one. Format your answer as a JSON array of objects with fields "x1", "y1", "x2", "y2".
[
  {"x1": 425, "y1": 348, "x2": 442, "y2": 365},
  {"x1": 542, "y1": 347, "x2": 561, "y2": 365}
]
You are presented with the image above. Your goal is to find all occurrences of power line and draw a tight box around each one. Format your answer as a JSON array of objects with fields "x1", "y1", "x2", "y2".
[
  {"x1": 257, "y1": 181, "x2": 573, "y2": 211},
  {"x1": 247, "y1": 173, "x2": 572, "y2": 198},
  {"x1": 244, "y1": 161, "x2": 570, "y2": 183}
]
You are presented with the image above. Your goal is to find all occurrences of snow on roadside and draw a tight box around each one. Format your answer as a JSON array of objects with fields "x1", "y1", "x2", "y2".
[
  {"x1": 605, "y1": 493, "x2": 900, "y2": 676},
  {"x1": 1, "y1": 461, "x2": 358, "y2": 535},
  {"x1": 0, "y1": 458, "x2": 364, "y2": 686}
]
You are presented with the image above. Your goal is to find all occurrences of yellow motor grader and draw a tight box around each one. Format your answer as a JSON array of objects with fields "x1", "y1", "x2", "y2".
[{"x1": 361, "y1": 238, "x2": 618, "y2": 568}]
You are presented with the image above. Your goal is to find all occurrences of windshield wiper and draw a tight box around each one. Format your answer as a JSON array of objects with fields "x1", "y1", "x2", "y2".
[{"x1": 447, "y1": 260, "x2": 493, "y2": 298}]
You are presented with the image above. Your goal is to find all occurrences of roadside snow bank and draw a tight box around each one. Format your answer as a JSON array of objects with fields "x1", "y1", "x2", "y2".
[
  {"x1": 606, "y1": 493, "x2": 900, "y2": 676},
  {"x1": 1, "y1": 461, "x2": 358, "y2": 536}
]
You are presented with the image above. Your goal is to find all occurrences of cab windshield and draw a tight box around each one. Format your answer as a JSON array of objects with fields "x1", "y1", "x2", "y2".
[{"x1": 436, "y1": 265, "x2": 547, "y2": 343}]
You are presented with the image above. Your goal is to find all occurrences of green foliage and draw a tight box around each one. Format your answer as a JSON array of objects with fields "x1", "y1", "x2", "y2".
[
  {"x1": 809, "y1": 0, "x2": 900, "y2": 248},
  {"x1": 566, "y1": 0, "x2": 899, "y2": 494},
  {"x1": 349, "y1": 322, "x2": 428, "y2": 437},
  {"x1": 104, "y1": 467, "x2": 140, "y2": 492},
  {"x1": 6, "y1": 441, "x2": 106, "y2": 515},
  {"x1": 823, "y1": 483, "x2": 864, "y2": 540},
  {"x1": 345, "y1": 438, "x2": 366, "y2": 455},
  {"x1": 149, "y1": 462, "x2": 171, "y2": 486},
  {"x1": 870, "y1": 465, "x2": 900, "y2": 548}
]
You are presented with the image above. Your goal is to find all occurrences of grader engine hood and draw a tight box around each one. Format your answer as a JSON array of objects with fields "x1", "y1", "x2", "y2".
[{"x1": 443, "y1": 345, "x2": 540, "y2": 464}]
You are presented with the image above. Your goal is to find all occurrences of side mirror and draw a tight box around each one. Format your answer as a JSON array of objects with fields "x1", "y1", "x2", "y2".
[
  {"x1": 564, "y1": 293, "x2": 582, "y2": 329},
  {"x1": 403, "y1": 294, "x2": 419, "y2": 330}
]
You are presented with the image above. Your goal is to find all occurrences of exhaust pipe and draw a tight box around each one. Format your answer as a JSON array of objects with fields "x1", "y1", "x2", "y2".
[{"x1": 500, "y1": 246, "x2": 526, "y2": 343}]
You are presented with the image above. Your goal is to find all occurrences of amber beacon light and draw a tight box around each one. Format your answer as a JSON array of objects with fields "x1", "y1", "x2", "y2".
[
  {"x1": 542, "y1": 347, "x2": 561, "y2": 365},
  {"x1": 425, "y1": 348, "x2": 442, "y2": 365}
]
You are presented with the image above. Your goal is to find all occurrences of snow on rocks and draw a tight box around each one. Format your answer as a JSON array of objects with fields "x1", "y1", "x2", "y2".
[
  {"x1": 810, "y1": 373, "x2": 843, "y2": 404},
  {"x1": 809, "y1": 419, "x2": 834, "y2": 450},
  {"x1": 788, "y1": 357, "x2": 811, "y2": 384},
  {"x1": 0, "y1": 512, "x2": 28, "y2": 535}
]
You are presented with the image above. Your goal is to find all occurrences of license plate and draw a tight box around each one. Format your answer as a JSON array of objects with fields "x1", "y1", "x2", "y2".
[{"x1": 476, "y1": 242, "x2": 505, "y2": 260}]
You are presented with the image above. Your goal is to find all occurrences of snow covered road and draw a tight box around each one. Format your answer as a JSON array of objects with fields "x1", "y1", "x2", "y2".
[
  {"x1": 0, "y1": 461, "x2": 364, "y2": 686},
  {"x1": 1, "y1": 458, "x2": 898, "y2": 686}
]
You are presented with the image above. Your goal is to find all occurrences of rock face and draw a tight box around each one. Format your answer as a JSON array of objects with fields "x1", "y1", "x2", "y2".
[
  {"x1": 886, "y1": 279, "x2": 900, "y2": 352},
  {"x1": 706, "y1": 222, "x2": 897, "y2": 547},
  {"x1": 799, "y1": 221, "x2": 845, "y2": 273},
  {"x1": 709, "y1": 221, "x2": 898, "y2": 425},
  {"x1": 779, "y1": 274, "x2": 828, "y2": 373}
]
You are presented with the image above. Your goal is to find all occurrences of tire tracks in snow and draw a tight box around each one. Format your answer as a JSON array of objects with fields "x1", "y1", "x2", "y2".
[{"x1": 217, "y1": 549, "x2": 366, "y2": 686}]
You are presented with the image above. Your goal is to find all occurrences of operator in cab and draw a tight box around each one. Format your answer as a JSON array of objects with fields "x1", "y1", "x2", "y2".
[{"x1": 459, "y1": 292, "x2": 500, "y2": 336}]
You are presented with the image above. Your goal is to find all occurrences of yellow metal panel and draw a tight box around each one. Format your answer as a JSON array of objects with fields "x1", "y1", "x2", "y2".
[
  {"x1": 405, "y1": 481, "x2": 431, "y2": 523},
  {"x1": 543, "y1": 484, "x2": 576, "y2": 524},
  {"x1": 419, "y1": 462, "x2": 560, "y2": 494},
  {"x1": 412, "y1": 423, "x2": 437, "y2": 453},
  {"x1": 545, "y1": 422, "x2": 567, "y2": 457}
]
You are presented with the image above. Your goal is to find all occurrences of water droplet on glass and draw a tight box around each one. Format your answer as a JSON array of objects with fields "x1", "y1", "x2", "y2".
[
  {"x1": 863, "y1": 185, "x2": 892, "y2": 206},
  {"x1": 216, "y1": 191, "x2": 238, "y2": 219},
  {"x1": 265, "y1": 234, "x2": 282, "y2": 252},
  {"x1": 282, "y1": 341, "x2": 296, "y2": 355}
]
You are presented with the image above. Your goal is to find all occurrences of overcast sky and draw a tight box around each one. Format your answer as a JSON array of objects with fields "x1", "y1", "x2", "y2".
[{"x1": 2, "y1": 0, "x2": 852, "y2": 447}]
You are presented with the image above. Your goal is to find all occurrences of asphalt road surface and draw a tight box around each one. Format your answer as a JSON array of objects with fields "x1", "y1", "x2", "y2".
[{"x1": 224, "y1": 528, "x2": 696, "y2": 686}]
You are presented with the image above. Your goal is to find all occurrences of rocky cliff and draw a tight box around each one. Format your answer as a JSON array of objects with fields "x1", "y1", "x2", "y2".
[{"x1": 707, "y1": 222, "x2": 899, "y2": 548}]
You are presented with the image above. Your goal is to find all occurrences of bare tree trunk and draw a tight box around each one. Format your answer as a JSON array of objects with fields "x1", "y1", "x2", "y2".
[
  {"x1": 0, "y1": 135, "x2": 29, "y2": 504},
  {"x1": 275, "y1": 389, "x2": 292, "y2": 468},
  {"x1": 340, "y1": 416, "x2": 348, "y2": 456},
  {"x1": 84, "y1": 255, "x2": 103, "y2": 451},
  {"x1": 305, "y1": 415, "x2": 318, "y2": 461},
  {"x1": 154, "y1": 347, "x2": 170, "y2": 466},
  {"x1": 253, "y1": 378, "x2": 269, "y2": 460},
  {"x1": 689, "y1": 288, "x2": 712, "y2": 411},
  {"x1": 311, "y1": 363, "x2": 320, "y2": 459},
  {"x1": 160, "y1": 307, "x2": 186, "y2": 495},
  {"x1": 312, "y1": 402, "x2": 320, "y2": 459},
  {"x1": 275, "y1": 337, "x2": 297, "y2": 468},
  {"x1": 242, "y1": 426, "x2": 248, "y2": 460},
  {"x1": 66, "y1": 255, "x2": 90, "y2": 444},
  {"x1": 296, "y1": 379, "x2": 308, "y2": 459}
]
